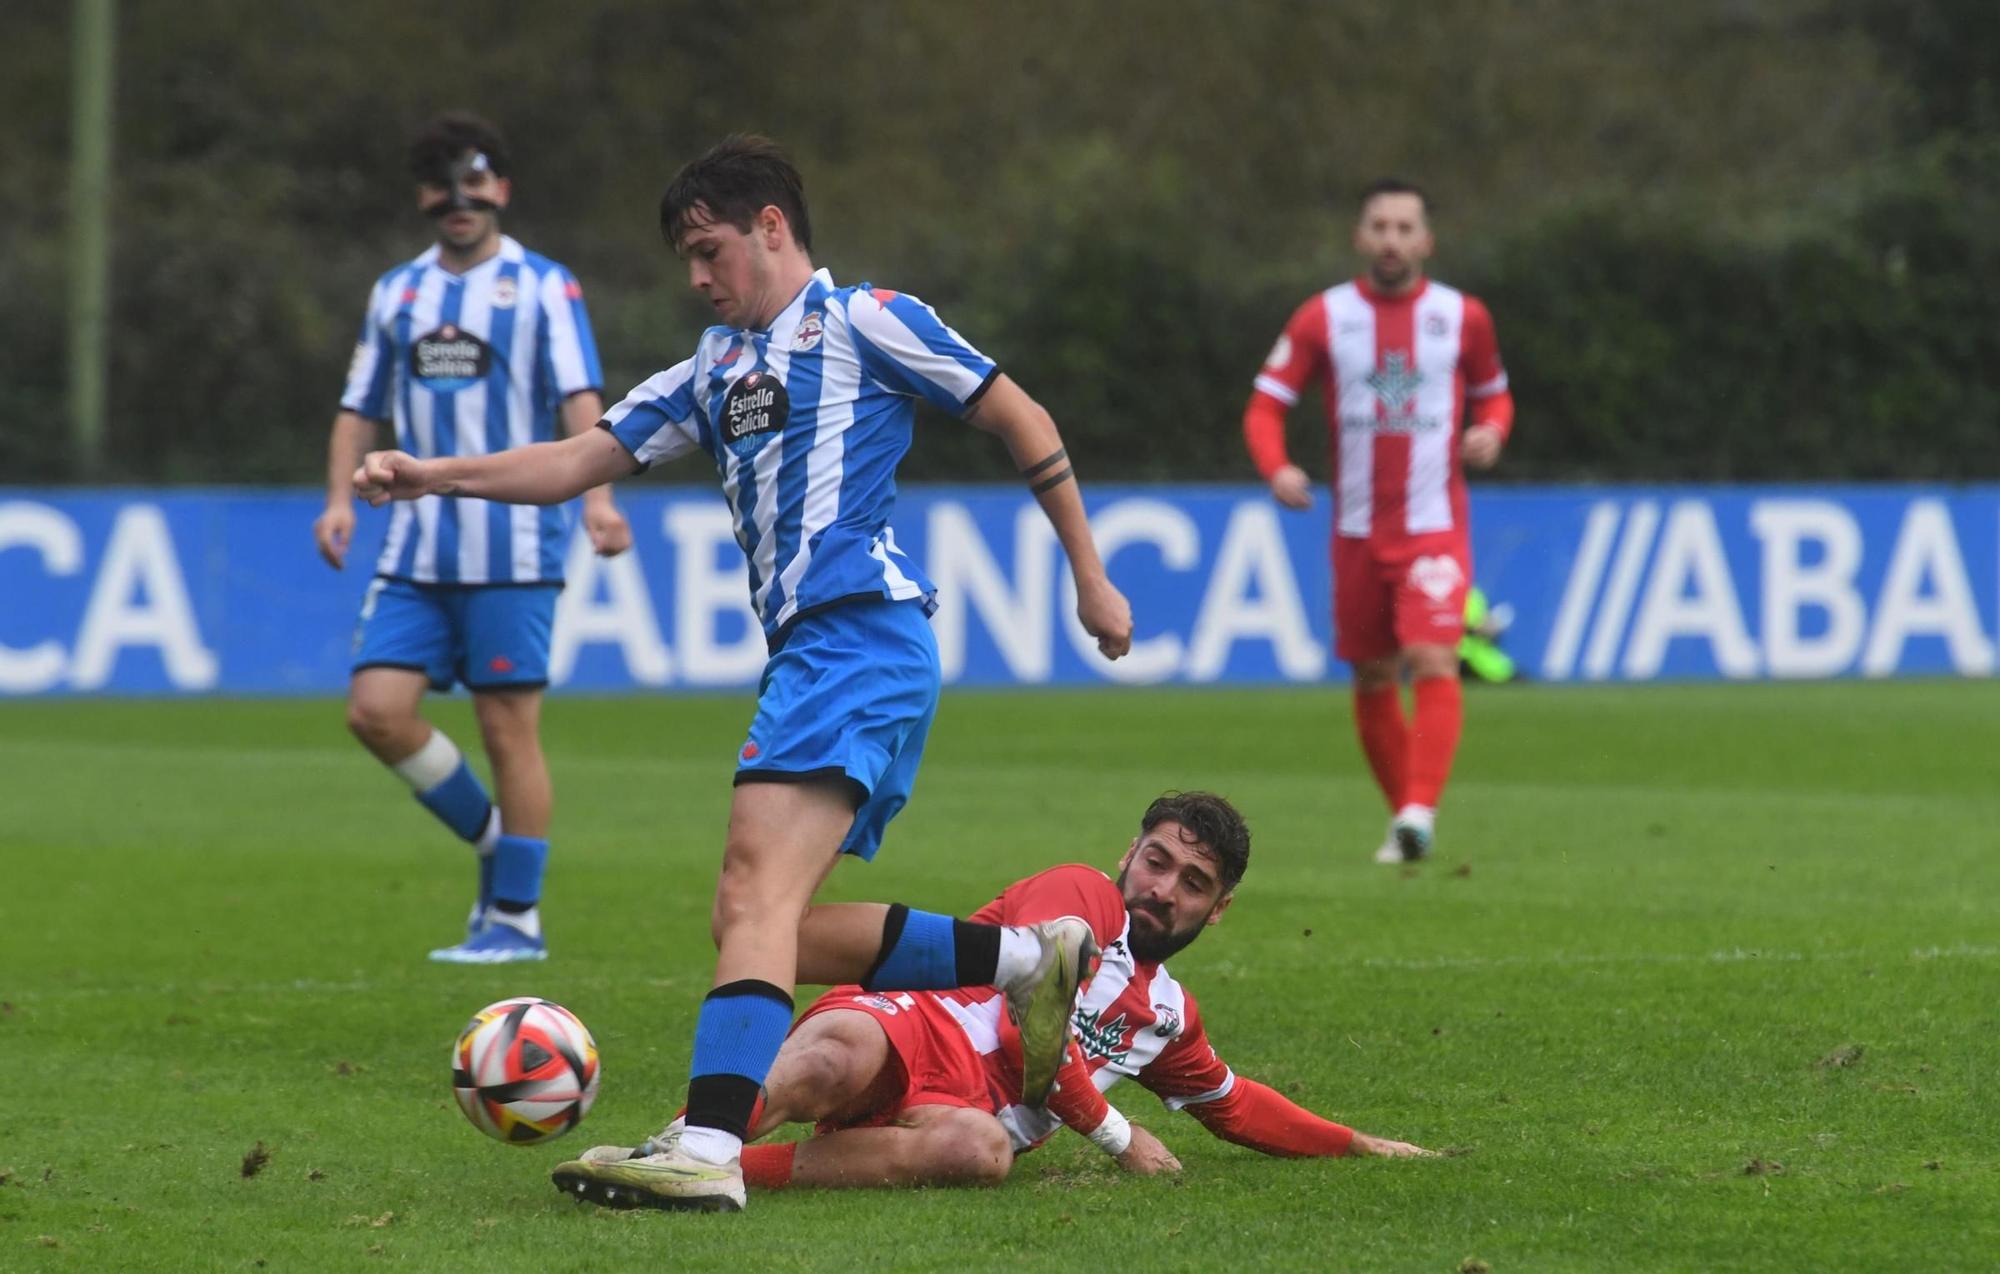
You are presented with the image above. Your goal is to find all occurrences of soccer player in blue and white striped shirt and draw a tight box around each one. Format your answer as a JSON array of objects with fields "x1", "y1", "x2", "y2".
[
  {"x1": 356, "y1": 135, "x2": 1132, "y2": 1212},
  {"x1": 314, "y1": 111, "x2": 631, "y2": 965}
]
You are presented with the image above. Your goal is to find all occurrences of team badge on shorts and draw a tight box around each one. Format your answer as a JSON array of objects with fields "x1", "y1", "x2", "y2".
[
  {"x1": 1408, "y1": 554, "x2": 1465, "y2": 604},
  {"x1": 722, "y1": 370, "x2": 789, "y2": 458}
]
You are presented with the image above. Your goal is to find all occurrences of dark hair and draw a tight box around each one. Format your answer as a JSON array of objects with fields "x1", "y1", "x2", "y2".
[
  {"x1": 1358, "y1": 176, "x2": 1429, "y2": 218},
  {"x1": 408, "y1": 110, "x2": 512, "y2": 182},
  {"x1": 659, "y1": 134, "x2": 812, "y2": 252},
  {"x1": 1140, "y1": 791, "x2": 1251, "y2": 892}
]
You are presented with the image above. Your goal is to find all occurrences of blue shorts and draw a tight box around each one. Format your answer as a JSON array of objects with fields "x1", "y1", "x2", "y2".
[
  {"x1": 734, "y1": 599, "x2": 941, "y2": 861},
  {"x1": 351, "y1": 577, "x2": 558, "y2": 693}
]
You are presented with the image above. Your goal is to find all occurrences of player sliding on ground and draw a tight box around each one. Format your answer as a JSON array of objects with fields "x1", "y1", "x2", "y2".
[
  {"x1": 356, "y1": 134, "x2": 1134, "y2": 1213},
  {"x1": 554, "y1": 792, "x2": 1429, "y2": 1206}
]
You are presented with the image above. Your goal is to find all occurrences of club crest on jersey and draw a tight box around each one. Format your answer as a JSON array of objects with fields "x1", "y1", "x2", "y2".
[
  {"x1": 1151, "y1": 1005, "x2": 1182, "y2": 1039},
  {"x1": 1409, "y1": 554, "x2": 1465, "y2": 604},
  {"x1": 1424, "y1": 313, "x2": 1449, "y2": 336},
  {"x1": 490, "y1": 276, "x2": 517, "y2": 309},
  {"x1": 1366, "y1": 351, "x2": 1424, "y2": 415},
  {"x1": 722, "y1": 370, "x2": 790, "y2": 457},
  {"x1": 791, "y1": 310, "x2": 825, "y2": 352},
  {"x1": 410, "y1": 325, "x2": 492, "y2": 390}
]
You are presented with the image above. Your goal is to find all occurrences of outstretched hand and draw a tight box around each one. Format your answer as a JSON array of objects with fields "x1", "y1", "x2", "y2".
[
  {"x1": 1349, "y1": 1131, "x2": 1436, "y2": 1158},
  {"x1": 1114, "y1": 1123, "x2": 1182, "y2": 1175},
  {"x1": 353, "y1": 450, "x2": 437, "y2": 506}
]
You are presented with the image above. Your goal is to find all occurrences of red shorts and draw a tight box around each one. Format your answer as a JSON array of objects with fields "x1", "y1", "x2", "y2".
[
  {"x1": 794, "y1": 986, "x2": 999, "y2": 1132},
  {"x1": 1332, "y1": 532, "x2": 1470, "y2": 663}
]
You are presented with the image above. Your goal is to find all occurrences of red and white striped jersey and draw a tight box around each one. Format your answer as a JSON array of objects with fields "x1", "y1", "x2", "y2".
[
  {"x1": 924, "y1": 865, "x2": 1235, "y2": 1152},
  {"x1": 1252, "y1": 278, "x2": 1508, "y2": 541}
]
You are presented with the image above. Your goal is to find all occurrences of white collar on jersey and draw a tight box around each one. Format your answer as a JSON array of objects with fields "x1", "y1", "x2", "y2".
[
  {"x1": 747, "y1": 267, "x2": 834, "y2": 336},
  {"x1": 414, "y1": 234, "x2": 526, "y2": 276}
]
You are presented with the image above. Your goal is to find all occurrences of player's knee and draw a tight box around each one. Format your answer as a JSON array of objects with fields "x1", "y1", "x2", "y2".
[
  {"x1": 710, "y1": 841, "x2": 815, "y2": 948},
  {"x1": 472, "y1": 697, "x2": 539, "y2": 755},
  {"x1": 1352, "y1": 658, "x2": 1398, "y2": 692},
  {"x1": 345, "y1": 696, "x2": 406, "y2": 750},
  {"x1": 920, "y1": 1110, "x2": 1012, "y2": 1186},
  {"x1": 1406, "y1": 644, "x2": 1459, "y2": 681},
  {"x1": 785, "y1": 1039, "x2": 868, "y2": 1116},
  {"x1": 709, "y1": 856, "x2": 772, "y2": 947}
]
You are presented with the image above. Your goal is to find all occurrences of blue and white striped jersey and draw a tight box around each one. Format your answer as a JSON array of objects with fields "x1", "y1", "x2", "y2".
[
  {"x1": 601, "y1": 268, "x2": 997, "y2": 644},
  {"x1": 342, "y1": 235, "x2": 602, "y2": 585}
]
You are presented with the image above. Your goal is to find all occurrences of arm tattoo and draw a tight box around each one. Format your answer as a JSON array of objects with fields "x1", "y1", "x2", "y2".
[
  {"x1": 1029, "y1": 464, "x2": 1075, "y2": 495},
  {"x1": 1019, "y1": 448, "x2": 1067, "y2": 479}
]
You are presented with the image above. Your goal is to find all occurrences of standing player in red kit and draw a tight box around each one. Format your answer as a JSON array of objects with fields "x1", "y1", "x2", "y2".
[{"x1": 1243, "y1": 180, "x2": 1514, "y2": 864}]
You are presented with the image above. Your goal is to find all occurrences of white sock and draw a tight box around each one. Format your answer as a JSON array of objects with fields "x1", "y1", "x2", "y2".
[
  {"x1": 488, "y1": 907, "x2": 541, "y2": 940},
  {"x1": 474, "y1": 806, "x2": 501, "y2": 854},
  {"x1": 1394, "y1": 804, "x2": 1436, "y2": 833},
  {"x1": 994, "y1": 925, "x2": 1046, "y2": 986},
  {"x1": 391, "y1": 729, "x2": 461, "y2": 791},
  {"x1": 677, "y1": 1125, "x2": 742, "y2": 1165}
]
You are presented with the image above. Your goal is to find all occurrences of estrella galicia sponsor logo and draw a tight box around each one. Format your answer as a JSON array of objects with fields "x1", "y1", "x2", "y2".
[
  {"x1": 410, "y1": 325, "x2": 491, "y2": 390},
  {"x1": 722, "y1": 370, "x2": 789, "y2": 458}
]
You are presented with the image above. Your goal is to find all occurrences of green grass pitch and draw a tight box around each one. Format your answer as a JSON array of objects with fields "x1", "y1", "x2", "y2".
[{"x1": 3, "y1": 682, "x2": 1997, "y2": 1271}]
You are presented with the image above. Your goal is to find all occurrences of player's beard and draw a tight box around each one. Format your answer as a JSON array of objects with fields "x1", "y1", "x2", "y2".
[
  {"x1": 1369, "y1": 254, "x2": 1414, "y2": 291},
  {"x1": 1117, "y1": 879, "x2": 1211, "y2": 963}
]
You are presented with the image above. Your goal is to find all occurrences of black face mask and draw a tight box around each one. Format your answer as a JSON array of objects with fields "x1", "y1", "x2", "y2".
[{"x1": 422, "y1": 150, "x2": 502, "y2": 218}]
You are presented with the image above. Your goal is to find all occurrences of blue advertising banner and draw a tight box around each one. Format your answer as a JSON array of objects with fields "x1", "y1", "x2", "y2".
[{"x1": 1, "y1": 486, "x2": 1995, "y2": 695}]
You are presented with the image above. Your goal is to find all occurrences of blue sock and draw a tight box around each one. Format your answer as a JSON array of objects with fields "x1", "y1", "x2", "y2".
[
  {"x1": 685, "y1": 980, "x2": 795, "y2": 1138},
  {"x1": 414, "y1": 760, "x2": 495, "y2": 845},
  {"x1": 863, "y1": 906, "x2": 959, "y2": 991},
  {"x1": 489, "y1": 835, "x2": 548, "y2": 908}
]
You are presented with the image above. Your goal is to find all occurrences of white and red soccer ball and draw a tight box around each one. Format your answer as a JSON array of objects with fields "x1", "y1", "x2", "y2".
[{"x1": 452, "y1": 997, "x2": 600, "y2": 1145}]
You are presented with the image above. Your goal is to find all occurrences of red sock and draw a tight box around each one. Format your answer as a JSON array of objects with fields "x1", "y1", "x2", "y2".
[
  {"x1": 1352, "y1": 684, "x2": 1409, "y2": 811},
  {"x1": 1405, "y1": 676, "x2": 1464, "y2": 808},
  {"x1": 741, "y1": 1142, "x2": 796, "y2": 1189}
]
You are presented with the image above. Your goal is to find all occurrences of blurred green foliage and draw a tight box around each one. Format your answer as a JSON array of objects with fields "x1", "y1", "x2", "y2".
[{"x1": 3, "y1": 0, "x2": 1992, "y2": 484}]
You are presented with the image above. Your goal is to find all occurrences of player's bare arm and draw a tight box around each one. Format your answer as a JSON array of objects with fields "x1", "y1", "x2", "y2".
[
  {"x1": 354, "y1": 427, "x2": 637, "y2": 508},
  {"x1": 559, "y1": 391, "x2": 632, "y2": 556},
  {"x1": 314, "y1": 410, "x2": 380, "y2": 569},
  {"x1": 965, "y1": 374, "x2": 1133, "y2": 659}
]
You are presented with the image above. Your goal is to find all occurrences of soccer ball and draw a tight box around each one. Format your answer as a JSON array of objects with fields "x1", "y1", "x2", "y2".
[{"x1": 451, "y1": 997, "x2": 601, "y2": 1145}]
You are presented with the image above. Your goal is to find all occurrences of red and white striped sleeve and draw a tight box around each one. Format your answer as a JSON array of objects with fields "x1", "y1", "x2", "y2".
[
  {"x1": 1243, "y1": 297, "x2": 1329, "y2": 478},
  {"x1": 1460, "y1": 295, "x2": 1515, "y2": 440}
]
